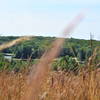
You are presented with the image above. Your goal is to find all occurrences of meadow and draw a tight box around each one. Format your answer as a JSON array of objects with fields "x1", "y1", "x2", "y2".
[{"x1": 0, "y1": 36, "x2": 100, "y2": 100}]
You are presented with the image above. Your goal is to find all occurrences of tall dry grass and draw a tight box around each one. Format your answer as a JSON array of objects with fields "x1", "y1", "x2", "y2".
[
  {"x1": 0, "y1": 71, "x2": 27, "y2": 100},
  {"x1": 39, "y1": 48, "x2": 100, "y2": 100},
  {"x1": 0, "y1": 48, "x2": 100, "y2": 100},
  {"x1": 40, "y1": 69, "x2": 100, "y2": 100},
  {"x1": 0, "y1": 66, "x2": 100, "y2": 100}
]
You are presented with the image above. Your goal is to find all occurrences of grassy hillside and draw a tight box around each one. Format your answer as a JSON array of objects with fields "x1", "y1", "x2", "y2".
[
  {"x1": 0, "y1": 36, "x2": 100, "y2": 100},
  {"x1": 0, "y1": 36, "x2": 100, "y2": 71},
  {"x1": 1, "y1": 36, "x2": 100, "y2": 58},
  {"x1": 0, "y1": 37, "x2": 100, "y2": 100}
]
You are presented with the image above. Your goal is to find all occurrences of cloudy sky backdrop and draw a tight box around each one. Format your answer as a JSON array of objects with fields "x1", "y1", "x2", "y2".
[{"x1": 0, "y1": 0, "x2": 100, "y2": 40}]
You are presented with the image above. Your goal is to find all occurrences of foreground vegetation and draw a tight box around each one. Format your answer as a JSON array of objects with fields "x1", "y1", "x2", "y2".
[
  {"x1": 0, "y1": 36, "x2": 100, "y2": 71},
  {"x1": 0, "y1": 66, "x2": 100, "y2": 100},
  {"x1": 0, "y1": 36, "x2": 100, "y2": 100}
]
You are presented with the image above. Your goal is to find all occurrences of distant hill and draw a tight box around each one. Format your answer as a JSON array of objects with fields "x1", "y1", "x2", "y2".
[{"x1": 0, "y1": 36, "x2": 100, "y2": 60}]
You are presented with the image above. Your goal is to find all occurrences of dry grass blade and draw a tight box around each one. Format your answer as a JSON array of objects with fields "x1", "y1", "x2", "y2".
[
  {"x1": 0, "y1": 36, "x2": 31, "y2": 51},
  {"x1": 22, "y1": 13, "x2": 84, "y2": 100},
  {"x1": 88, "y1": 47, "x2": 98, "y2": 66}
]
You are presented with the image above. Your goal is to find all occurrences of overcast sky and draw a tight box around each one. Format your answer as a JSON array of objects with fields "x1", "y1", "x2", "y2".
[{"x1": 0, "y1": 0, "x2": 100, "y2": 40}]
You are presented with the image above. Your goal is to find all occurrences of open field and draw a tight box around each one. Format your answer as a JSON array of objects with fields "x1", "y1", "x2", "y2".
[
  {"x1": 0, "y1": 36, "x2": 100, "y2": 100},
  {"x1": 0, "y1": 68, "x2": 100, "y2": 100}
]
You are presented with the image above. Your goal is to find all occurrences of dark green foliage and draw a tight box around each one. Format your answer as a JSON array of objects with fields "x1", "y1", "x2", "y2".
[
  {"x1": 1, "y1": 36, "x2": 100, "y2": 60},
  {"x1": 77, "y1": 48, "x2": 86, "y2": 61},
  {"x1": 52, "y1": 56, "x2": 79, "y2": 71},
  {"x1": 0, "y1": 36, "x2": 100, "y2": 71},
  {"x1": 0, "y1": 53, "x2": 5, "y2": 69},
  {"x1": 15, "y1": 45, "x2": 32, "y2": 59},
  {"x1": 59, "y1": 48, "x2": 73, "y2": 57}
]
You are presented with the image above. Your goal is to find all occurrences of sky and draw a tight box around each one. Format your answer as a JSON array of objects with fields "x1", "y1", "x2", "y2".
[{"x1": 0, "y1": 0, "x2": 100, "y2": 40}]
